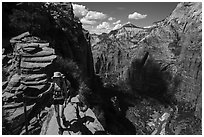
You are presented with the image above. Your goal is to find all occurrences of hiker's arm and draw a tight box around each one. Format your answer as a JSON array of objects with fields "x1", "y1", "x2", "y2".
[
  {"x1": 66, "y1": 88, "x2": 71, "y2": 103},
  {"x1": 38, "y1": 83, "x2": 54, "y2": 98},
  {"x1": 62, "y1": 81, "x2": 68, "y2": 100}
]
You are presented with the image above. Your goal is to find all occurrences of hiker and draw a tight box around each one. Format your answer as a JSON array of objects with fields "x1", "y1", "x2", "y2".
[
  {"x1": 111, "y1": 96, "x2": 121, "y2": 114},
  {"x1": 38, "y1": 72, "x2": 70, "y2": 134},
  {"x1": 52, "y1": 72, "x2": 70, "y2": 134},
  {"x1": 71, "y1": 95, "x2": 81, "y2": 119}
]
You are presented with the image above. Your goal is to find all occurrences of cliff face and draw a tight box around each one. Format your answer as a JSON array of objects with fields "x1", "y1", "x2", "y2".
[
  {"x1": 131, "y1": 2, "x2": 202, "y2": 117},
  {"x1": 2, "y1": 2, "x2": 95, "y2": 134},
  {"x1": 125, "y1": 3, "x2": 202, "y2": 134},
  {"x1": 91, "y1": 23, "x2": 150, "y2": 84},
  {"x1": 91, "y1": 2, "x2": 202, "y2": 134}
]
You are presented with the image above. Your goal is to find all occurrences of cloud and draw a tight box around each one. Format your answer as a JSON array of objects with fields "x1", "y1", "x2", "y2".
[
  {"x1": 85, "y1": 11, "x2": 107, "y2": 20},
  {"x1": 96, "y1": 22, "x2": 110, "y2": 30},
  {"x1": 108, "y1": 17, "x2": 115, "y2": 21},
  {"x1": 82, "y1": 24, "x2": 93, "y2": 30},
  {"x1": 113, "y1": 23, "x2": 122, "y2": 30},
  {"x1": 72, "y1": 4, "x2": 88, "y2": 18},
  {"x1": 94, "y1": 22, "x2": 112, "y2": 34},
  {"x1": 113, "y1": 20, "x2": 121, "y2": 25},
  {"x1": 128, "y1": 11, "x2": 147, "y2": 20},
  {"x1": 73, "y1": 3, "x2": 107, "y2": 26},
  {"x1": 85, "y1": 21, "x2": 122, "y2": 34},
  {"x1": 80, "y1": 18, "x2": 96, "y2": 25}
]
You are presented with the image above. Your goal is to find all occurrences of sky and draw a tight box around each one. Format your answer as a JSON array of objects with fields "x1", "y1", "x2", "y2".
[{"x1": 72, "y1": 2, "x2": 179, "y2": 34}]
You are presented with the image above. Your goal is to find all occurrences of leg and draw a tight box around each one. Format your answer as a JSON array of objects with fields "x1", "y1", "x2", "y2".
[
  {"x1": 61, "y1": 103, "x2": 65, "y2": 119},
  {"x1": 60, "y1": 103, "x2": 68, "y2": 127},
  {"x1": 54, "y1": 104, "x2": 62, "y2": 128}
]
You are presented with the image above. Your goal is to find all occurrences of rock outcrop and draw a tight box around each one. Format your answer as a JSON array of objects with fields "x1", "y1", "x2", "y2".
[{"x1": 2, "y1": 32, "x2": 56, "y2": 135}]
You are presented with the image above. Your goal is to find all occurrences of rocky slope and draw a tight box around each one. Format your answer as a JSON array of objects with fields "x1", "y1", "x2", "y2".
[
  {"x1": 91, "y1": 2, "x2": 202, "y2": 135},
  {"x1": 2, "y1": 2, "x2": 95, "y2": 134}
]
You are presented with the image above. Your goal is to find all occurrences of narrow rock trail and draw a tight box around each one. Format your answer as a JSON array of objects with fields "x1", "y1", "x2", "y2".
[{"x1": 40, "y1": 100, "x2": 105, "y2": 135}]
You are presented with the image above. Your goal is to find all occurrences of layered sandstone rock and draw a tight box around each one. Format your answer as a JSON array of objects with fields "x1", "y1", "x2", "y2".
[{"x1": 2, "y1": 32, "x2": 57, "y2": 134}]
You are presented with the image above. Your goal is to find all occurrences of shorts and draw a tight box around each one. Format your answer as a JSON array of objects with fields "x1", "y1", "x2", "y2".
[{"x1": 53, "y1": 98, "x2": 64, "y2": 105}]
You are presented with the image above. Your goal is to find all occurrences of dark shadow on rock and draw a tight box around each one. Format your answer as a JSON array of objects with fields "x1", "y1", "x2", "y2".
[
  {"x1": 63, "y1": 119, "x2": 93, "y2": 135},
  {"x1": 92, "y1": 86, "x2": 137, "y2": 134},
  {"x1": 126, "y1": 51, "x2": 179, "y2": 107},
  {"x1": 80, "y1": 116, "x2": 95, "y2": 123},
  {"x1": 62, "y1": 115, "x2": 100, "y2": 135},
  {"x1": 90, "y1": 52, "x2": 182, "y2": 134}
]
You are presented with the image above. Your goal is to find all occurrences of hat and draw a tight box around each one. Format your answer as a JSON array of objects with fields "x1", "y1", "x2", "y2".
[{"x1": 52, "y1": 72, "x2": 62, "y2": 78}]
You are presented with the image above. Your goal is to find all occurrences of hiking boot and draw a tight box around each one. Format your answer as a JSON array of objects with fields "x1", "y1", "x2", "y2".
[
  {"x1": 58, "y1": 127, "x2": 64, "y2": 135},
  {"x1": 62, "y1": 118, "x2": 70, "y2": 127}
]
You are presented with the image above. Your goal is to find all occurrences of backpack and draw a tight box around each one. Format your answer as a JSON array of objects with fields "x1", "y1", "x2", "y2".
[{"x1": 53, "y1": 80, "x2": 64, "y2": 100}]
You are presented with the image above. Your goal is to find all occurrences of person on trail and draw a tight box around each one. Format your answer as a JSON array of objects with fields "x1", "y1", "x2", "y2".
[
  {"x1": 71, "y1": 95, "x2": 81, "y2": 119},
  {"x1": 38, "y1": 72, "x2": 71, "y2": 134},
  {"x1": 52, "y1": 72, "x2": 70, "y2": 134}
]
